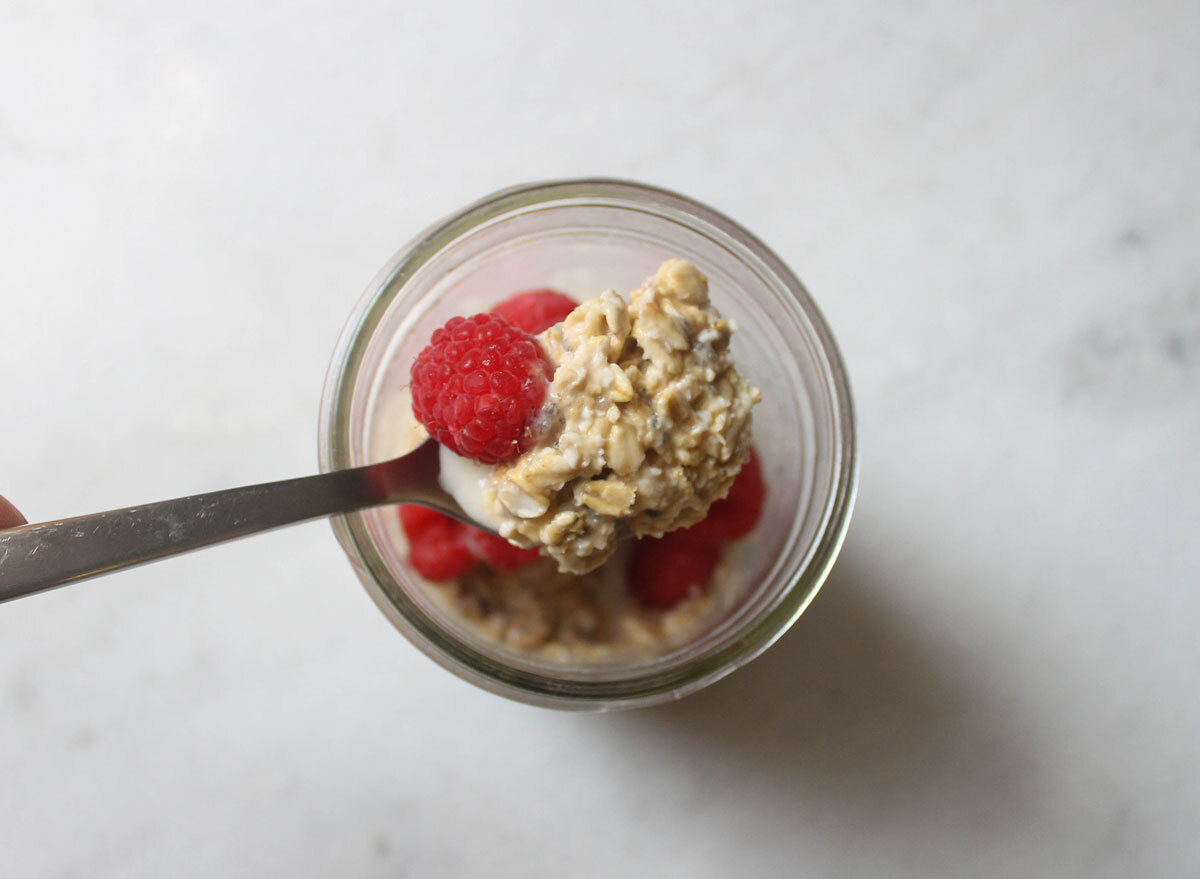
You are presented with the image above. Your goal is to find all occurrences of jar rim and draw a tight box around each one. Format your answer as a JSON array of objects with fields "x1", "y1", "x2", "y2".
[{"x1": 318, "y1": 177, "x2": 859, "y2": 710}]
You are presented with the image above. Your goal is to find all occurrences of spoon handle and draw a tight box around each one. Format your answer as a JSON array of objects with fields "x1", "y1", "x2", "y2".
[{"x1": 0, "y1": 443, "x2": 446, "y2": 603}]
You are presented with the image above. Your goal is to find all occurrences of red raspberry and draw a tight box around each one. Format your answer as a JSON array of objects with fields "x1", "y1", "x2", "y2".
[
  {"x1": 629, "y1": 446, "x2": 765, "y2": 609},
  {"x1": 400, "y1": 505, "x2": 540, "y2": 578},
  {"x1": 410, "y1": 313, "x2": 553, "y2": 464},
  {"x1": 398, "y1": 504, "x2": 450, "y2": 541},
  {"x1": 462, "y1": 528, "x2": 542, "y2": 570},
  {"x1": 400, "y1": 507, "x2": 476, "y2": 581},
  {"x1": 629, "y1": 529, "x2": 721, "y2": 610},
  {"x1": 688, "y1": 446, "x2": 765, "y2": 543},
  {"x1": 491, "y1": 289, "x2": 579, "y2": 334}
]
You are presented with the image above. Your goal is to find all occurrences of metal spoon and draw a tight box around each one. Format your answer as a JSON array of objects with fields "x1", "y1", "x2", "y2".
[{"x1": 0, "y1": 441, "x2": 485, "y2": 604}]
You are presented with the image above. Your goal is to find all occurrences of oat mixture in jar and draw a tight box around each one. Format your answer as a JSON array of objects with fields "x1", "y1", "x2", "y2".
[{"x1": 430, "y1": 553, "x2": 730, "y2": 662}]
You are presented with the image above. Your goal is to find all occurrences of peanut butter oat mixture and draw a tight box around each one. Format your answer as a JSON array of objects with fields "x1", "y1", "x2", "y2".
[{"x1": 485, "y1": 259, "x2": 761, "y2": 574}]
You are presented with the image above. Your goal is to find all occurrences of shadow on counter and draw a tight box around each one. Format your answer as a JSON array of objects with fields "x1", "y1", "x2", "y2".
[{"x1": 602, "y1": 530, "x2": 1040, "y2": 843}]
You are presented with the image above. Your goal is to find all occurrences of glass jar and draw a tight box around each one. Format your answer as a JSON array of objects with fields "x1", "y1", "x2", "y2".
[{"x1": 318, "y1": 179, "x2": 858, "y2": 710}]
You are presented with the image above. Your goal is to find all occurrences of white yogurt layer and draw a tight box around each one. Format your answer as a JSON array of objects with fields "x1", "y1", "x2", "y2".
[{"x1": 437, "y1": 444, "x2": 503, "y2": 533}]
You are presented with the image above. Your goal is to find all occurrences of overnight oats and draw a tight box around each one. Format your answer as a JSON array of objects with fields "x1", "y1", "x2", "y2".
[
  {"x1": 395, "y1": 260, "x2": 764, "y2": 662},
  {"x1": 320, "y1": 178, "x2": 858, "y2": 709}
]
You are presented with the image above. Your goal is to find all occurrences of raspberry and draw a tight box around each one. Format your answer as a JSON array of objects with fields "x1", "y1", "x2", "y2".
[
  {"x1": 400, "y1": 505, "x2": 540, "y2": 578},
  {"x1": 629, "y1": 530, "x2": 721, "y2": 610},
  {"x1": 491, "y1": 289, "x2": 579, "y2": 334},
  {"x1": 410, "y1": 313, "x2": 553, "y2": 464},
  {"x1": 401, "y1": 508, "x2": 475, "y2": 581},
  {"x1": 462, "y1": 528, "x2": 541, "y2": 570},
  {"x1": 630, "y1": 447, "x2": 765, "y2": 609},
  {"x1": 398, "y1": 504, "x2": 449, "y2": 541},
  {"x1": 688, "y1": 446, "x2": 765, "y2": 543}
]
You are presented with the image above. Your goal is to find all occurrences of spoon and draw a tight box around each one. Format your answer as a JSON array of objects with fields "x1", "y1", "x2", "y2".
[{"x1": 0, "y1": 441, "x2": 487, "y2": 604}]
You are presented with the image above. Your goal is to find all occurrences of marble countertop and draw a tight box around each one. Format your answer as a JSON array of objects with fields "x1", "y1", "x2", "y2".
[{"x1": 2, "y1": 2, "x2": 1197, "y2": 876}]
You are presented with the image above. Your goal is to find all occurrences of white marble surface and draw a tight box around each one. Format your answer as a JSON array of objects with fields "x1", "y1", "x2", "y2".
[{"x1": 2, "y1": 1, "x2": 1198, "y2": 875}]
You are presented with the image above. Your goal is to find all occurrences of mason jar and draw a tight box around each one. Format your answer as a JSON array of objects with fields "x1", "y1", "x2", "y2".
[{"x1": 319, "y1": 178, "x2": 858, "y2": 710}]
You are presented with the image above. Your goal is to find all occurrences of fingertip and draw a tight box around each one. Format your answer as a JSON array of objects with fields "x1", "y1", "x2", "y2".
[{"x1": 0, "y1": 494, "x2": 26, "y2": 528}]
